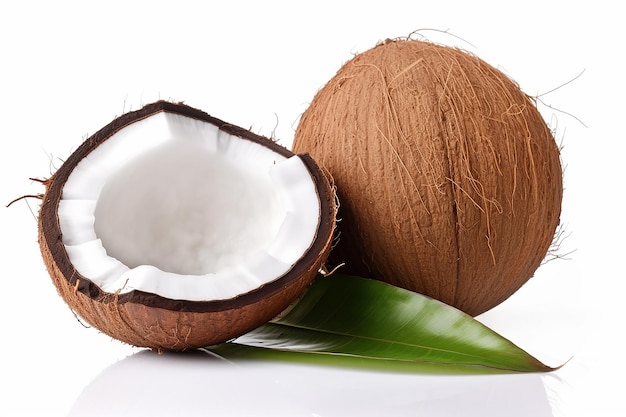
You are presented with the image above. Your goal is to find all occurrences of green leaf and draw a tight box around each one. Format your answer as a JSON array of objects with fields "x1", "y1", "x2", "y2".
[{"x1": 208, "y1": 274, "x2": 558, "y2": 373}]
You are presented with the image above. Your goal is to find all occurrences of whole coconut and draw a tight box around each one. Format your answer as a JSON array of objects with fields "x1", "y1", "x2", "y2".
[{"x1": 293, "y1": 39, "x2": 562, "y2": 316}]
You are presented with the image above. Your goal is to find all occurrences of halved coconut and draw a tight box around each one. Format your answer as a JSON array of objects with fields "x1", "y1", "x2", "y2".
[{"x1": 38, "y1": 101, "x2": 336, "y2": 351}]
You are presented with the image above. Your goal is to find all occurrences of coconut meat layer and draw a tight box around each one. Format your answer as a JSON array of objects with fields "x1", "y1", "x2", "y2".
[{"x1": 58, "y1": 111, "x2": 320, "y2": 301}]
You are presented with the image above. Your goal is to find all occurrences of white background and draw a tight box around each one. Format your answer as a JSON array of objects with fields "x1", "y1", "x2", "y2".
[{"x1": 1, "y1": 1, "x2": 623, "y2": 416}]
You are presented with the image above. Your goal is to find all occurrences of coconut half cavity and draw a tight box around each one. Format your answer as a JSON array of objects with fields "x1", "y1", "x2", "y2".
[
  {"x1": 60, "y1": 110, "x2": 319, "y2": 300},
  {"x1": 38, "y1": 101, "x2": 335, "y2": 350}
]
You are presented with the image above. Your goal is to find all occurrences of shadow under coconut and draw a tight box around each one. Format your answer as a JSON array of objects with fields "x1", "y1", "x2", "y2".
[{"x1": 68, "y1": 349, "x2": 556, "y2": 417}]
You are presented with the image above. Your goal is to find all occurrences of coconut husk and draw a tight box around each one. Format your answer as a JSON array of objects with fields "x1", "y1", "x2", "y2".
[{"x1": 293, "y1": 39, "x2": 562, "y2": 316}]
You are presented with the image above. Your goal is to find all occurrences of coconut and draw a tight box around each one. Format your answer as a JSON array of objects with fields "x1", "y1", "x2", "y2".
[
  {"x1": 38, "y1": 101, "x2": 336, "y2": 351},
  {"x1": 293, "y1": 39, "x2": 562, "y2": 316}
]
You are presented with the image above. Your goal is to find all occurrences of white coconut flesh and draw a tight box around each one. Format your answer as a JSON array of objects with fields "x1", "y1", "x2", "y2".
[{"x1": 57, "y1": 111, "x2": 321, "y2": 301}]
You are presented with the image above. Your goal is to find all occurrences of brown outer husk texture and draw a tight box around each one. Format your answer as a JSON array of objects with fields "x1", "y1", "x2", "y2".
[
  {"x1": 38, "y1": 101, "x2": 336, "y2": 351},
  {"x1": 293, "y1": 39, "x2": 562, "y2": 316}
]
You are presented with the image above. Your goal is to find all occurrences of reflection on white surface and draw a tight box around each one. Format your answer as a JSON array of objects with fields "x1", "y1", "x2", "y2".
[
  {"x1": 69, "y1": 349, "x2": 554, "y2": 417},
  {"x1": 68, "y1": 350, "x2": 305, "y2": 417}
]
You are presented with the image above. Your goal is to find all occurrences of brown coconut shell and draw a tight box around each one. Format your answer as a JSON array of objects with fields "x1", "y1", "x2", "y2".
[
  {"x1": 38, "y1": 101, "x2": 336, "y2": 351},
  {"x1": 293, "y1": 39, "x2": 562, "y2": 316}
]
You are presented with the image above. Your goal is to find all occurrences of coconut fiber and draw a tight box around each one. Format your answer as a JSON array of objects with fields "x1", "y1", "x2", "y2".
[{"x1": 293, "y1": 39, "x2": 562, "y2": 316}]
